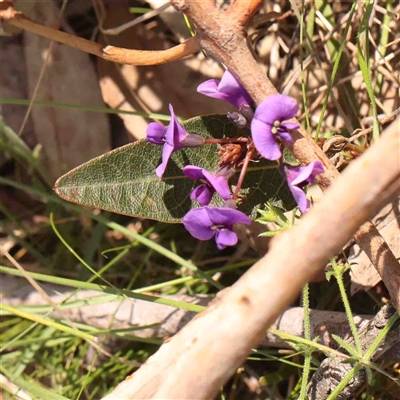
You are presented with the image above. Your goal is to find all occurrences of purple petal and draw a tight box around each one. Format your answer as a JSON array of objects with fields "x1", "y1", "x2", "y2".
[
  {"x1": 218, "y1": 70, "x2": 242, "y2": 93},
  {"x1": 202, "y1": 171, "x2": 231, "y2": 200},
  {"x1": 215, "y1": 229, "x2": 238, "y2": 250},
  {"x1": 197, "y1": 71, "x2": 251, "y2": 109},
  {"x1": 182, "y1": 165, "x2": 205, "y2": 180},
  {"x1": 190, "y1": 184, "x2": 213, "y2": 206},
  {"x1": 282, "y1": 122, "x2": 300, "y2": 130},
  {"x1": 155, "y1": 104, "x2": 192, "y2": 177},
  {"x1": 206, "y1": 207, "x2": 251, "y2": 228},
  {"x1": 183, "y1": 208, "x2": 215, "y2": 241},
  {"x1": 277, "y1": 130, "x2": 294, "y2": 144},
  {"x1": 251, "y1": 118, "x2": 282, "y2": 160},
  {"x1": 310, "y1": 161, "x2": 325, "y2": 177},
  {"x1": 183, "y1": 166, "x2": 231, "y2": 201},
  {"x1": 254, "y1": 94, "x2": 298, "y2": 125},
  {"x1": 190, "y1": 185, "x2": 205, "y2": 201},
  {"x1": 146, "y1": 122, "x2": 166, "y2": 145},
  {"x1": 288, "y1": 184, "x2": 310, "y2": 213},
  {"x1": 155, "y1": 143, "x2": 174, "y2": 178},
  {"x1": 281, "y1": 161, "x2": 324, "y2": 213},
  {"x1": 290, "y1": 161, "x2": 324, "y2": 186},
  {"x1": 218, "y1": 71, "x2": 252, "y2": 109},
  {"x1": 183, "y1": 206, "x2": 251, "y2": 248},
  {"x1": 197, "y1": 79, "x2": 221, "y2": 97},
  {"x1": 276, "y1": 121, "x2": 299, "y2": 144},
  {"x1": 165, "y1": 104, "x2": 188, "y2": 149}
]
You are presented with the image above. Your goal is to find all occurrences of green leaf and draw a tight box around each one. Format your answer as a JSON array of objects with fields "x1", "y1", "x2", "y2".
[{"x1": 55, "y1": 115, "x2": 295, "y2": 223}]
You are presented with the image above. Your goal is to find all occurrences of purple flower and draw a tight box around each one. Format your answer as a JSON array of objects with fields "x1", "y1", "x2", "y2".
[
  {"x1": 183, "y1": 166, "x2": 232, "y2": 206},
  {"x1": 251, "y1": 94, "x2": 300, "y2": 161},
  {"x1": 197, "y1": 70, "x2": 252, "y2": 111},
  {"x1": 280, "y1": 161, "x2": 324, "y2": 213},
  {"x1": 146, "y1": 104, "x2": 205, "y2": 178},
  {"x1": 183, "y1": 206, "x2": 251, "y2": 250}
]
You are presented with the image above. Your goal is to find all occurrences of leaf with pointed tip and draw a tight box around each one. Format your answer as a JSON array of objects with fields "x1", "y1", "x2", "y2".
[{"x1": 55, "y1": 115, "x2": 295, "y2": 223}]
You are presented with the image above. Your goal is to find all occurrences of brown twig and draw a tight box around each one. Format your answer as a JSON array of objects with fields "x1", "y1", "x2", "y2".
[
  {"x1": 232, "y1": 147, "x2": 252, "y2": 200},
  {"x1": 3, "y1": 12, "x2": 201, "y2": 65},
  {"x1": 102, "y1": 118, "x2": 400, "y2": 400},
  {"x1": 225, "y1": 0, "x2": 263, "y2": 26}
]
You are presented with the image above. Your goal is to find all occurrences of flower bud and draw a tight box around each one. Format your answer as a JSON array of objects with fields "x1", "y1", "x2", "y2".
[
  {"x1": 227, "y1": 112, "x2": 247, "y2": 129},
  {"x1": 180, "y1": 133, "x2": 205, "y2": 147}
]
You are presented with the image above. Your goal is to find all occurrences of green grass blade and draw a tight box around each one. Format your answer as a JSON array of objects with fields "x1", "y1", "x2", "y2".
[
  {"x1": 315, "y1": 1, "x2": 357, "y2": 140},
  {"x1": 0, "y1": 303, "x2": 95, "y2": 341},
  {"x1": 0, "y1": 97, "x2": 172, "y2": 121},
  {"x1": 0, "y1": 266, "x2": 205, "y2": 312},
  {"x1": 0, "y1": 364, "x2": 70, "y2": 400},
  {"x1": 357, "y1": 0, "x2": 381, "y2": 140}
]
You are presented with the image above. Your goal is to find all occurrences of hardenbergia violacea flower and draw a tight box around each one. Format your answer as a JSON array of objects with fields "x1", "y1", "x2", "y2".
[
  {"x1": 146, "y1": 104, "x2": 205, "y2": 178},
  {"x1": 251, "y1": 94, "x2": 300, "y2": 161},
  {"x1": 183, "y1": 206, "x2": 251, "y2": 250},
  {"x1": 280, "y1": 161, "x2": 324, "y2": 213},
  {"x1": 182, "y1": 166, "x2": 233, "y2": 206},
  {"x1": 197, "y1": 70, "x2": 253, "y2": 119}
]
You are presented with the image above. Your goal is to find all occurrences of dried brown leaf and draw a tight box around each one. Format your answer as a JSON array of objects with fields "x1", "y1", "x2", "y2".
[{"x1": 350, "y1": 200, "x2": 400, "y2": 294}]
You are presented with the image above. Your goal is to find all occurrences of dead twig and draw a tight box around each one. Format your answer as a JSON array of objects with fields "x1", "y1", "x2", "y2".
[{"x1": 2, "y1": 11, "x2": 201, "y2": 65}]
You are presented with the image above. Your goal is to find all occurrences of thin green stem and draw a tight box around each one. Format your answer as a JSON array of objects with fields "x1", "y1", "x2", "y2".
[
  {"x1": 299, "y1": 0, "x2": 311, "y2": 136},
  {"x1": 315, "y1": 1, "x2": 357, "y2": 140},
  {"x1": 332, "y1": 261, "x2": 362, "y2": 356},
  {"x1": 0, "y1": 266, "x2": 205, "y2": 312},
  {"x1": 0, "y1": 97, "x2": 172, "y2": 121},
  {"x1": 299, "y1": 282, "x2": 312, "y2": 399}
]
